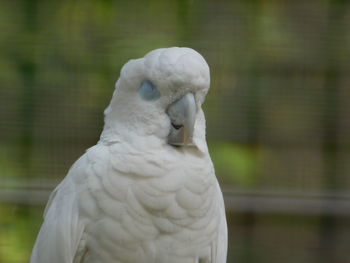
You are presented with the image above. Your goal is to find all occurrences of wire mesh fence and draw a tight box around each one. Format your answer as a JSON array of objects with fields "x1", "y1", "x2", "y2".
[{"x1": 1, "y1": 0, "x2": 350, "y2": 262}]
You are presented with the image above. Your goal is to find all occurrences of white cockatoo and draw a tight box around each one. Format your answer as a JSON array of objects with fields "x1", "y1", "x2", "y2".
[{"x1": 30, "y1": 47, "x2": 227, "y2": 263}]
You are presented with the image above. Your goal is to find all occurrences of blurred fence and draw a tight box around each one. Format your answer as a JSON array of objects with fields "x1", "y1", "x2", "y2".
[
  {"x1": 1, "y1": 0, "x2": 350, "y2": 263},
  {"x1": 1, "y1": 179, "x2": 350, "y2": 217}
]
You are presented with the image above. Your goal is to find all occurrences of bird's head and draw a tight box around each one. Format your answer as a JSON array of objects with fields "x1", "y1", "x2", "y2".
[{"x1": 101, "y1": 47, "x2": 210, "y2": 151}]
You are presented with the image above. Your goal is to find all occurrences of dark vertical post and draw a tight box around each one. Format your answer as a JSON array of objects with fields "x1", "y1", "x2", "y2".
[
  {"x1": 18, "y1": 0, "x2": 38, "y2": 179},
  {"x1": 318, "y1": 1, "x2": 347, "y2": 262}
]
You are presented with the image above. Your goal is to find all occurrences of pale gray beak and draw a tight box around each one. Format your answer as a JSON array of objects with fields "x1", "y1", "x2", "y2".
[{"x1": 167, "y1": 93, "x2": 197, "y2": 146}]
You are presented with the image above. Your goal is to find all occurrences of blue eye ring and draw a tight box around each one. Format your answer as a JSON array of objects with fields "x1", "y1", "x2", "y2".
[{"x1": 138, "y1": 80, "x2": 161, "y2": 101}]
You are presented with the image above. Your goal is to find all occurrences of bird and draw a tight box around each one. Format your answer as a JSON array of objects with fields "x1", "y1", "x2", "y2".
[{"x1": 30, "y1": 47, "x2": 227, "y2": 263}]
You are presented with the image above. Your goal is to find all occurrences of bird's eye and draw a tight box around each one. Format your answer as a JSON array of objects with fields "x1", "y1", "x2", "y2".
[{"x1": 139, "y1": 80, "x2": 161, "y2": 101}]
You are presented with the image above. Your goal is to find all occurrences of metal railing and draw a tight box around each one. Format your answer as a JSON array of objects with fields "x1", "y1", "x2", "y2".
[{"x1": 1, "y1": 177, "x2": 350, "y2": 217}]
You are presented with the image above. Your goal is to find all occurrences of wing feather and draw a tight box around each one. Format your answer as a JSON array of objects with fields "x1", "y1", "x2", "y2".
[
  {"x1": 30, "y1": 158, "x2": 88, "y2": 263},
  {"x1": 213, "y1": 183, "x2": 228, "y2": 263}
]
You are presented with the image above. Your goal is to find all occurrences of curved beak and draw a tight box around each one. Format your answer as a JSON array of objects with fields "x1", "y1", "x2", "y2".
[{"x1": 167, "y1": 93, "x2": 197, "y2": 146}]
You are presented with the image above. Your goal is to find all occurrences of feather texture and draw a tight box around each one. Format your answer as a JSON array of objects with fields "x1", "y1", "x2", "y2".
[{"x1": 30, "y1": 47, "x2": 227, "y2": 263}]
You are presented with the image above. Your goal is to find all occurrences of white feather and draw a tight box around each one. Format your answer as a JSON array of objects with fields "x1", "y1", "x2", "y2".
[{"x1": 30, "y1": 47, "x2": 227, "y2": 263}]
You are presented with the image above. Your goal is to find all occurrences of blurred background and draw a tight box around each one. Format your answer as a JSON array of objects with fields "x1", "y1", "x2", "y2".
[{"x1": 1, "y1": 0, "x2": 350, "y2": 262}]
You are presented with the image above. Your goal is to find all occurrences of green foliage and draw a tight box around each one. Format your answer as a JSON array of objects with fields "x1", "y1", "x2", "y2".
[
  {"x1": 0, "y1": 204, "x2": 42, "y2": 263},
  {"x1": 209, "y1": 141, "x2": 257, "y2": 186}
]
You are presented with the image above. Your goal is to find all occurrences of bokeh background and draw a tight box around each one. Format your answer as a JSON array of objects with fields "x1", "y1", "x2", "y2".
[{"x1": 1, "y1": 0, "x2": 350, "y2": 262}]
